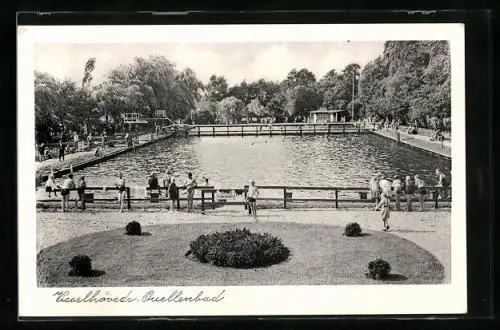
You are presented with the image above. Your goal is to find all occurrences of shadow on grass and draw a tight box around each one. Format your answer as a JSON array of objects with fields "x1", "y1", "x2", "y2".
[
  {"x1": 343, "y1": 233, "x2": 372, "y2": 237},
  {"x1": 123, "y1": 232, "x2": 152, "y2": 236},
  {"x1": 383, "y1": 274, "x2": 408, "y2": 281},
  {"x1": 390, "y1": 229, "x2": 436, "y2": 233},
  {"x1": 68, "y1": 269, "x2": 106, "y2": 277}
]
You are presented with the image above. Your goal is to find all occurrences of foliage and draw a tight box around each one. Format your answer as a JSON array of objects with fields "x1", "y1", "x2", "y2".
[
  {"x1": 365, "y1": 258, "x2": 392, "y2": 280},
  {"x1": 246, "y1": 98, "x2": 266, "y2": 117},
  {"x1": 284, "y1": 85, "x2": 323, "y2": 117},
  {"x1": 188, "y1": 228, "x2": 290, "y2": 268},
  {"x1": 68, "y1": 255, "x2": 92, "y2": 276},
  {"x1": 206, "y1": 74, "x2": 228, "y2": 102},
  {"x1": 217, "y1": 96, "x2": 246, "y2": 124},
  {"x1": 126, "y1": 221, "x2": 142, "y2": 236},
  {"x1": 344, "y1": 222, "x2": 362, "y2": 237},
  {"x1": 358, "y1": 41, "x2": 450, "y2": 126}
]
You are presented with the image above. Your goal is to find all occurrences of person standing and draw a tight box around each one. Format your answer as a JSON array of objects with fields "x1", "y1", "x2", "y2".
[
  {"x1": 45, "y1": 174, "x2": 57, "y2": 197},
  {"x1": 87, "y1": 132, "x2": 92, "y2": 149},
  {"x1": 75, "y1": 176, "x2": 86, "y2": 210},
  {"x1": 58, "y1": 139, "x2": 66, "y2": 161},
  {"x1": 246, "y1": 180, "x2": 260, "y2": 222},
  {"x1": 414, "y1": 174, "x2": 427, "y2": 211},
  {"x1": 369, "y1": 175, "x2": 380, "y2": 207},
  {"x1": 391, "y1": 175, "x2": 402, "y2": 211},
  {"x1": 168, "y1": 177, "x2": 179, "y2": 212},
  {"x1": 374, "y1": 192, "x2": 391, "y2": 231},
  {"x1": 60, "y1": 174, "x2": 75, "y2": 212},
  {"x1": 435, "y1": 168, "x2": 449, "y2": 199},
  {"x1": 101, "y1": 133, "x2": 107, "y2": 150},
  {"x1": 162, "y1": 169, "x2": 173, "y2": 189},
  {"x1": 115, "y1": 172, "x2": 126, "y2": 213},
  {"x1": 404, "y1": 176, "x2": 415, "y2": 212},
  {"x1": 182, "y1": 172, "x2": 197, "y2": 212}
]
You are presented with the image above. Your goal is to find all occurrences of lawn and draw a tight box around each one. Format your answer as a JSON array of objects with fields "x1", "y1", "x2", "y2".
[{"x1": 37, "y1": 222, "x2": 444, "y2": 287}]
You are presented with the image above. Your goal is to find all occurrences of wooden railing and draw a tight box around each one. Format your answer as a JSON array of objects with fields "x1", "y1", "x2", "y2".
[
  {"x1": 200, "y1": 185, "x2": 451, "y2": 212},
  {"x1": 37, "y1": 184, "x2": 451, "y2": 211},
  {"x1": 189, "y1": 123, "x2": 369, "y2": 137}
]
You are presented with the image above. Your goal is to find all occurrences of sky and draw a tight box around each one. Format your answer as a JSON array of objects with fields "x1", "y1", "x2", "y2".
[{"x1": 34, "y1": 42, "x2": 385, "y2": 86}]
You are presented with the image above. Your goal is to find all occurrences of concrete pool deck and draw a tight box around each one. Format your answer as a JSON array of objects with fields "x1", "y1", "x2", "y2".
[{"x1": 37, "y1": 207, "x2": 451, "y2": 282}]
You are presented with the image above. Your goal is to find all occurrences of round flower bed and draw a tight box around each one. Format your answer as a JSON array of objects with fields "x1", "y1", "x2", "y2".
[
  {"x1": 344, "y1": 222, "x2": 362, "y2": 237},
  {"x1": 68, "y1": 255, "x2": 93, "y2": 276},
  {"x1": 126, "y1": 221, "x2": 142, "y2": 236},
  {"x1": 187, "y1": 228, "x2": 290, "y2": 268},
  {"x1": 365, "y1": 258, "x2": 392, "y2": 280}
]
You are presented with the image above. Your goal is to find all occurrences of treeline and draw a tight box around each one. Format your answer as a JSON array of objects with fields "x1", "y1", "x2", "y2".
[
  {"x1": 358, "y1": 41, "x2": 451, "y2": 127},
  {"x1": 35, "y1": 41, "x2": 451, "y2": 143}
]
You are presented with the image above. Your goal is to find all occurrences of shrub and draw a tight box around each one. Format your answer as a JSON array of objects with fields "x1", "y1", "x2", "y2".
[
  {"x1": 126, "y1": 221, "x2": 142, "y2": 236},
  {"x1": 365, "y1": 258, "x2": 391, "y2": 280},
  {"x1": 188, "y1": 228, "x2": 290, "y2": 268},
  {"x1": 69, "y1": 255, "x2": 92, "y2": 276},
  {"x1": 344, "y1": 222, "x2": 362, "y2": 237}
]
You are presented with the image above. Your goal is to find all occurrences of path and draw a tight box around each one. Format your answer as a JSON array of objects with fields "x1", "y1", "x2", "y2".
[
  {"x1": 373, "y1": 127, "x2": 451, "y2": 158},
  {"x1": 37, "y1": 207, "x2": 451, "y2": 282},
  {"x1": 36, "y1": 132, "x2": 168, "y2": 177}
]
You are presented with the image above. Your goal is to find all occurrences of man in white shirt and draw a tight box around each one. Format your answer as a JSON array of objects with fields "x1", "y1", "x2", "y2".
[
  {"x1": 60, "y1": 174, "x2": 75, "y2": 212},
  {"x1": 183, "y1": 172, "x2": 197, "y2": 212},
  {"x1": 246, "y1": 180, "x2": 259, "y2": 222}
]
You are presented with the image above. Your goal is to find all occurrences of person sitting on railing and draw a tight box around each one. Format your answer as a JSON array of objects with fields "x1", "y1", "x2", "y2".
[
  {"x1": 435, "y1": 169, "x2": 449, "y2": 199},
  {"x1": 369, "y1": 174, "x2": 381, "y2": 207},
  {"x1": 148, "y1": 172, "x2": 161, "y2": 196},
  {"x1": 162, "y1": 169, "x2": 173, "y2": 189}
]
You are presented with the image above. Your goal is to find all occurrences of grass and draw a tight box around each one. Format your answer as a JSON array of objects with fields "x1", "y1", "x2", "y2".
[{"x1": 37, "y1": 222, "x2": 445, "y2": 287}]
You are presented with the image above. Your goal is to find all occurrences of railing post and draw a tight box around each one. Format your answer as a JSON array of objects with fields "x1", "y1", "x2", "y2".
[
  {"x1": 198, "y1": 126, "x2": 200, "y2": 137},
  {"x1": 328, "y1": 124, "x2": 331, "y2": 135},
  {"x1": 299, "y1": 125, "x2": 302, "y2": 135},
  {"x1": 212, "y1": 191, "x2": 215, "y2": 209},
  {"x1": 212, "y1": 126, "x2": 215, "y2": 137},
  {"x1": 201, "y1": 190, "x2": 205, "y2": 212},
  {"x1": 284, "y1": 125, "x2": 287, "y2": 135},
  {"x1": 227, "y1": 126, "x2": 229, "y2": 136},
  {"x1": 343, "y1": 124, "x2": 345, "y2": 134},
  {"x1": 434, "y1": 189, "x2": 439, "y2": 209},
  {"x1": 244, "y1": 190, "x2": 248, "y2": 210},
  {"x1": 126, "y1": 187, "x2": 131, "y2": 210},
  {"x1": 270, "y1": 126, "x2": 272, "y2": 136},
  {"x1": 358, "y1": 125, "x2": 360, "y2": 133},
  {"x1": 335, "y1": 189, "x2": 338, "y2": 208},
  {"x1": 241, "y1": 125, "x2": 244, "y2": 137},
  {"x1": 177, "y1": 188, "x2": 180, "y2": 209},
  {"x1": 313, "y1": 125, "x2": 316, "y2": 134},
  {"x1": 256, "y1": 126, "x2": 258, "y2": 136},
  {"x1": 283, "y1": 188, "x2": 287, "y2": 209}
]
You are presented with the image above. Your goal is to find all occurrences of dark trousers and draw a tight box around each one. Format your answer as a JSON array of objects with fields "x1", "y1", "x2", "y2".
[
  {"x1": 59, "y1": 150, "x2": 64, "y2": 161},
  {"x1": 77, "y1": 191, "x2": 85, "y2": 210}
]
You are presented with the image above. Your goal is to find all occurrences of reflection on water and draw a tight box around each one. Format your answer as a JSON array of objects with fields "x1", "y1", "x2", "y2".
[{"x1": 75, "y1": 134, "x2": 451, "y2": 193}]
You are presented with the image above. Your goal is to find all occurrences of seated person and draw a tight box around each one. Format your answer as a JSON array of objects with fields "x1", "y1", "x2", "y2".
[{"x1": 148, "y1": 172, "x2": 161, "y2": 195}]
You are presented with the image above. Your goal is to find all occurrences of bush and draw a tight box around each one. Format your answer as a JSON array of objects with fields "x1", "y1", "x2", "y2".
[
  {"x1": 188, "y1": 228, "x2": 290, "y2": 268},
  {"x1": 126, "y1": 221, "x2": 142, "y2": 236},
  {"x1": 344, "y1": 222, "x2": 362, "y2": 237},
  {"x1": 69, "y1": 255, "x2": 92, "y2": 276},
  {"x1": 365, "y1": 258, "x2": 391, "y2": 280}
]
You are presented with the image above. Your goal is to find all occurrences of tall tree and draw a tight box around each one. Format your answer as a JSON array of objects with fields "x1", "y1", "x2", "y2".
[{"x1": 206, "y1": 74, "x2": 228, "y2": 102}]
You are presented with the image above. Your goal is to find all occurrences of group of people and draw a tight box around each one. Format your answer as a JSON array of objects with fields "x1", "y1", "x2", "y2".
[
  {"x1": 369, "y1": 169, "x2": 450, "y2": 231},
  {"x1": 45, "y1": 173, "x2": 87, "y2": 212},
  {"x1": 147, "y1": 170, "x2": 198, "y2": 212}
]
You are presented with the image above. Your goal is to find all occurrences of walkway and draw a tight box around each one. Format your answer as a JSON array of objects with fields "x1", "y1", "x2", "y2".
[
  {"x1": 372, "y1": 127, "x2": 451, "y2": 158},
  {"x1": 36, "y1": 132, "x2": 168, "y2": 178},
  {"x1": 37, "y1": 207, "x2": 451, "y2": 282}
]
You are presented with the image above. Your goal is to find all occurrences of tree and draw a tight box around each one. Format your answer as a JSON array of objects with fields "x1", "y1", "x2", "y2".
[
  {"x1": 82, "y1": 57, "x2": 96, "y2": 88},
  {"x1": 285, "y1": 85, "x2": 323, "y2": 118},
  {"x1": 246, "y1": 98, "x2": 266, "y2": 117},
  {"x1": 265, "y1": 92, "x2": 287, "y2": 122},
  {"x1": 283, "y1": 68, "x2": 316, "y2": 90},
  {"x1": 206, "y1": 74, "x2": 228, "y2": 102},
  {"x1": 217, "y1": 96, "x2": 245, "y2": 124}
]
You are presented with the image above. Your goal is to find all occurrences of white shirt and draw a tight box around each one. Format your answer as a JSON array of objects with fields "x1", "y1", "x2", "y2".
[
  {"x1": 62, "y1": 178, "x2": 75, "y2": 189},
  {"x1": 45, "y1": 178, "x2": 56, "y2": 189},
  {"x1": 247, "y1": 185, "x2": 259, "y2": 198},
  {"x1": 379, "y1": 179, "x2": 392, "y2": 193}
]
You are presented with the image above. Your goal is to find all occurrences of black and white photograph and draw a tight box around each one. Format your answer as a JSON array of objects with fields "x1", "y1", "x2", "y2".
[{"x1": 18, "y1": 24, "x2": 466, "y2": 317}]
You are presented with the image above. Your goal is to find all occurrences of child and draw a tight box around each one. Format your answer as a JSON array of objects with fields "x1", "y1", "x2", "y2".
[
  {"x1": 375, "y1": 192, "x2": 391, "y2": 231},
  {"x1": 45, "y1": 174, "x2": 57, "y2": 197}
]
